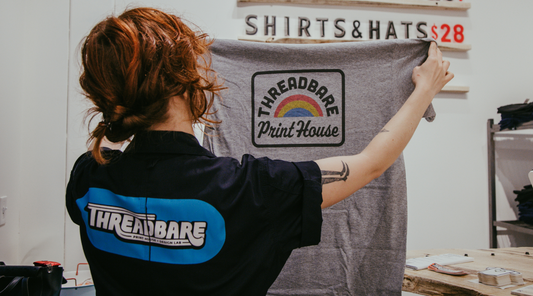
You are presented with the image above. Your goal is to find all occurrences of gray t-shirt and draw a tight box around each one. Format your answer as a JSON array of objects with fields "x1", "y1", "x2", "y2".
[{"x1": 203, "y1": 38, "x2": 434, "y2": 296}]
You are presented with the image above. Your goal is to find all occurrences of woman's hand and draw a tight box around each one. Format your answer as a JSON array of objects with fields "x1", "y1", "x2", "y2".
[{"x1": 412, "y1": 42, "x2": 454, "y2": 99}]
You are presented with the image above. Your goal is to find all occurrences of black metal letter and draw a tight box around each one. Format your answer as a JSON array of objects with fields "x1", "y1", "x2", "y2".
[
  {"x1": 369, "y1": 20, "x2": 380, "y2": 40},
  {"x1": 316, "y1": 18, "x2": 328, "y2": 37},
  {"x1": 245, "y1": 15, "x2": 258, "y2": 35},
  {"x1": 401, "y1": 21, "x2": 412, "y2": 39},
  {"x1": 285, "y1": 17, "x2": 290, "y2": 36},
  {"x1": 352, "y1": 20, "x2": 362, "y2": 38},
  {"x1": 334, "y1": 18, "x2": 345, "y2": 38},
  {"x1": 416, "y1": 22, "x2": 428, "y2": 38},
  {"x1": 299, "y1": 17, "x2": 311, "y2": 37},
  {"x1": 264, "y1": 16, "x2": 276, "y2": 36},
  {"x1": 386, "y1": 21, "x2": 397, "y2": 39}
]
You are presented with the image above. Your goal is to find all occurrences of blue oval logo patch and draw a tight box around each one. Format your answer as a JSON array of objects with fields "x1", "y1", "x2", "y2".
[{"x1": 77, "y1": 187, "x2": 226, "y2": 264}]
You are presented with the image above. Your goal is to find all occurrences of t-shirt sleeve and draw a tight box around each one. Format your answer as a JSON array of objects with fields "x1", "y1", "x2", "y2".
[
  {"x1": 253, "y1": 156, "x2": 323, "y2": 249},
  {"x1": 293, "y1": 161, "x2": 323, "y2": 246},
  {"x1": 65, "y1": 149, "x2": 122, "y2": 226},
  {"x1": 65, "y1": 152, "x2": 93, "y2": 226}
]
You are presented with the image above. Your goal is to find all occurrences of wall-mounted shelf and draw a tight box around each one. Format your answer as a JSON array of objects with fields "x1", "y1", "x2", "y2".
[
  {"x1": 238, "y1": 36, "x2": 471, "y2": 52},
  {"x1": 237, "y1": 0, "x2": 471, "y2": 10},
  {"x1": 441, "y1": 85, "x2": 469, "y2": 93},
  {"x1": 437, "y1": 43, "x2": 471, "y2": 52}
]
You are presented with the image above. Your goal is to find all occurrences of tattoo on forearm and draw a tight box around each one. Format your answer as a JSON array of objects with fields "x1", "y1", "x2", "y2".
[
  {"x1": 321, "y1": 161, "x2": 350, "y2": 185},
  {"x1": 380, "y1": 128, "x2": 390, "y2": 133}
]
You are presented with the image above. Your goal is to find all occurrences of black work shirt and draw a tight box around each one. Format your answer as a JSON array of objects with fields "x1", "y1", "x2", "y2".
[{"x1": 66, "y1": 131, "x2": 323, "y2": 296}]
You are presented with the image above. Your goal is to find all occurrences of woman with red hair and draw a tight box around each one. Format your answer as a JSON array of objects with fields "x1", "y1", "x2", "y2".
[{"x1": 67, "y1": 7, "x2": 452, "y2": 296}]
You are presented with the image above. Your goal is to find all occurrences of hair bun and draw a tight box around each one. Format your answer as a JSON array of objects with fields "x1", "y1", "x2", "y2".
[{"x1": 81, "y1": 7, "x2": 225, "y2": 164}]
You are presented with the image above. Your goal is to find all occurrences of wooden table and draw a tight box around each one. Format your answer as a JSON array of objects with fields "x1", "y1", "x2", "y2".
[{"x1": 403, "y1": 247, "x2": 533, "y2": 295}]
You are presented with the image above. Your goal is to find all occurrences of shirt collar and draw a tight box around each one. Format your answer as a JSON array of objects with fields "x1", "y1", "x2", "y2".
[{"x1": 124, "y1": 131, "x2": 215, "y2": 157}]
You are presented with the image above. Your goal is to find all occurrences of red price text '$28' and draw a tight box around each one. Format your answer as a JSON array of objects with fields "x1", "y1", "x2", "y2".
[{"x1": 431, "y1": 24, "x2": 464, "y2": 43}]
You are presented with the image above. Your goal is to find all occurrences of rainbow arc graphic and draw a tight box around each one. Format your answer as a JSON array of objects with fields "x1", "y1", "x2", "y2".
[{"x1": 274, "y1": 94, "x2": 323, "y2": 118}]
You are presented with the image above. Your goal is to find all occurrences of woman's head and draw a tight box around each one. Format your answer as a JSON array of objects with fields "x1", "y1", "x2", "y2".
[{"x1": 80, "y1": 7, "x2": 223, "y2": 163}]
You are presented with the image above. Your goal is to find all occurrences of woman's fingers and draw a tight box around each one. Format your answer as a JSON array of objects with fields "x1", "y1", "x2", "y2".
[
  {"x1": 435, "y1": 43, "x2": 443, "y2": 61},
  {"x1": 444, "y1": 65, "x2": 454, "y2": 83},
  {"x1": 428, "y1": 42, "x2": 441, "y2": 62},
  {"x1": 411, "y1": 41, "x2": 454, "y2": 95}
]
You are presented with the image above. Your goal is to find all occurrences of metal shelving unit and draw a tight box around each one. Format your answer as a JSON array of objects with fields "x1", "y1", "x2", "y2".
[{"x1": 487, "y1": 119, "x2": 533, "y2": 248}]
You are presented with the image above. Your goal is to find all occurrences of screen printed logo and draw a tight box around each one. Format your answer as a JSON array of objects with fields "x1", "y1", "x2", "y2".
[
  {"x1": 252, "y1": 70, "x2": 345, "y2": 147},
  {"x1": 86, "y1": 203, "x2": 207, "y2": 248},
  {"x1": 77, "y1": 187, "x2": 226, "y2": 265}
]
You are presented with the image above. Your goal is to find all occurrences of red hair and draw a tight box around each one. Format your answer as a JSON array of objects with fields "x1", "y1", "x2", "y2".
[{"x1": 79, "y1": 7, "x2": 224, "y2": 164}]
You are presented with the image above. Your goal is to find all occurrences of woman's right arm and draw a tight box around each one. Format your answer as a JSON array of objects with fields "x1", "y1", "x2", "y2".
[{"x1": 316, "y1": 42, "x2": 453, "y2": 208}]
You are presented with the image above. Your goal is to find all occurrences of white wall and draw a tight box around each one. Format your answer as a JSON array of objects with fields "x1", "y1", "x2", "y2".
[
  {"x1": 404, "y1": 0, "x2": 533, "y2": 250},
  {"x1": 1, "y1": 0, "x2": 532, "y2": 272},
  {"x1": 0, "y1": 0, "x2": 69, "y2": 265},
  {"x1": 0, "y1": 0, "x2": 25, "y2": 263}
]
